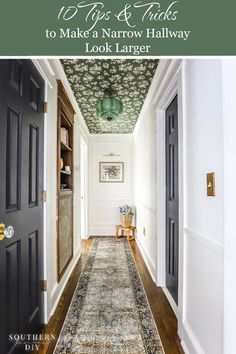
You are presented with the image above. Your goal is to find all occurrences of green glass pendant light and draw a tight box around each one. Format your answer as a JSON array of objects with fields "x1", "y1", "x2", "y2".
[{"x1": 96, "y1": 87, "x2": 123, "y2": 122}]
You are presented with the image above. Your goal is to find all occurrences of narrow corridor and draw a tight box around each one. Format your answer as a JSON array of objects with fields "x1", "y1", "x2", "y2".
[{"x1": 38, "y1": 238, "x2": 183, "y2": 354}]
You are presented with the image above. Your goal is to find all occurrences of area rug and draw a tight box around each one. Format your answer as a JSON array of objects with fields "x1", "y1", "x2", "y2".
[{"x1": 54, "y1": 238, "x2": 164, "y2": 353}]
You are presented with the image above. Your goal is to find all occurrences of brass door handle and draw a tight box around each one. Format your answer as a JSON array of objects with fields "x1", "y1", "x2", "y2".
[{"x1": 0, "y1": 223, "x2": 6, "y2": 241}]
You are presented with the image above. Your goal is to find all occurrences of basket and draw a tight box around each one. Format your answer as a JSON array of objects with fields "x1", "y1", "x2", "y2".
[{"x1": 120, "y1": 214, "x2": 132, "y2": 227}]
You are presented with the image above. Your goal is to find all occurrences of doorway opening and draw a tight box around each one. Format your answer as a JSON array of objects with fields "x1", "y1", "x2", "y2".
[{"x1": 155, "y1": 60, "x2": 185, "y2": 334}]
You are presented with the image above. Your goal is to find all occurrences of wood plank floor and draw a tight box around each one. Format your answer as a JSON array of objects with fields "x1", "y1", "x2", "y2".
[{"x1": 36, "y1": 238, "x2": 184, "y2": 354}]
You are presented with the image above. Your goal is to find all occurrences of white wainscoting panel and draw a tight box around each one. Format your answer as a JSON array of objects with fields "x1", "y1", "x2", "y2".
[{"x1": 181, "y1": 228, "x2": 224, "y2": 354}]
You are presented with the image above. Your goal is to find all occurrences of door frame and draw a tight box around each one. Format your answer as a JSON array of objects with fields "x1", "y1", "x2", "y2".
[
  {"x1": 80, "y1": 136, "x2": 88, "y2": 240},
  {"x1": 154, "y1": 59, "x2": 186, "y2": 338},
  {"x1": 32, "y1": 59, "x2": 53, "y2": 323}
]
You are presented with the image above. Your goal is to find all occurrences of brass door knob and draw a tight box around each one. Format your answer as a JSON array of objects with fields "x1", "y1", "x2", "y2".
[{"x1": 0, "y1": 223, "x2": 6, "y2": 241}]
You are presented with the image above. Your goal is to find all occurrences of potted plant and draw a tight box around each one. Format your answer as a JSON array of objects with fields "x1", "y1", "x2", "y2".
[{"x1": 119, "y1": 205, "x2": 134, "y2": 227}]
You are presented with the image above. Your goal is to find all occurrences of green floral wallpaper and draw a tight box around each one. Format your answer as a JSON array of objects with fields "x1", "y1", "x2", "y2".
[{"x1": 61, "y1": 59, "x2": 159, "y2": 134}]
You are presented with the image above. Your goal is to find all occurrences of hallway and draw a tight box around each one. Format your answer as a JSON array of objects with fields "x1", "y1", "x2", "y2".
[
  {"x1": 38, "y1": 238, "x2": 183, "y2": 354},
  {"x1": 0, "y1": 58, "x2": 235, "y2": 353}
]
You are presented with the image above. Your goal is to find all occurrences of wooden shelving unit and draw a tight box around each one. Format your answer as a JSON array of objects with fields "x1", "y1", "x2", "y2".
[
  {"x1": 57, "y1": 80, "x2": 75, "y2": 282},
  {"x1": 61, "y1": 141, "x2": 72, "y2": 152}
]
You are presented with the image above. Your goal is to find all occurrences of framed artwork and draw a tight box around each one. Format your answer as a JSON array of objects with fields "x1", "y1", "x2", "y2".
[{"x1": 99, "y1": 162, "x2": 124, "y2": 183}]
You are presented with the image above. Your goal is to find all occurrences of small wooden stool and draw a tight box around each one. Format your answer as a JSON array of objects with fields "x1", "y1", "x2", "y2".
[{"x1": 115, "y1": 225, "x2": 136, "y2": 241}]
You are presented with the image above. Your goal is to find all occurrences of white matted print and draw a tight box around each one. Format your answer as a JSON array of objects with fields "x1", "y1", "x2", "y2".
[{"x1": 99, "y1": 162, "x2": 124, "y2": 183}]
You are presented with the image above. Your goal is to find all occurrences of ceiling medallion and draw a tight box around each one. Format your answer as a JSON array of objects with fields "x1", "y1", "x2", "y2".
[{"x1": 96, "y1": 87, "x2": 123, "y2": 122}]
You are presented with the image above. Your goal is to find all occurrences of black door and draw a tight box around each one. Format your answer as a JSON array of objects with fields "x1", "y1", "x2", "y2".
[
  {"x1": 0, "y1": 60, "x2": 44, "y2": 353},
  {"x1": 165, "y1": 95, "x2": 179, "y2": 305}
]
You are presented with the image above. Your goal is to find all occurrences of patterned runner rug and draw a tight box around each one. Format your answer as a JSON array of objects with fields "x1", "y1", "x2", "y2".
[{"x1": 54, "y1": 238, "x2": 164, "y2": 353}]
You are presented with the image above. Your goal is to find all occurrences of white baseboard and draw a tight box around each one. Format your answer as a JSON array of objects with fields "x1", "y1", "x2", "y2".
[
  {"x1": 89, "y1": 233, "x2": 116, "y2": 237},
  {"x1": 181, "y1": 320, "x2": 204, "y2": 354},
  {"x1": 181, "y1": 340, "x2": 190, "y2": 354},
  {"x1": 162, "y1": 287, "x2": 178, "y2": 318},
  {"x1": 49, "y1": 249, "x2": 81, "y2": 321},
  {"x1": 89, "y1": 227, "x2": 116, "y2": 236},
  {"x1": 135, "y1": 234, "x2": 156, "y2": 282}
]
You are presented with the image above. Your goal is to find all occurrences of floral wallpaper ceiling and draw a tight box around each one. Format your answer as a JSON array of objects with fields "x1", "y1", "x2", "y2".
[{"x1": 61, "y1": 59, "x2": 159, "y2": 134}]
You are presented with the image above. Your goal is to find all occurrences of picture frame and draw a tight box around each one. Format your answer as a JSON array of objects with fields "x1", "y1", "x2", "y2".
[{"x1": 99, "y1": 162, "x2": 124, "y2": 183}]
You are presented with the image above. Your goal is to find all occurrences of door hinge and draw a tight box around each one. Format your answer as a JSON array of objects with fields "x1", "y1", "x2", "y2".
[
  {"x1": 43, "y1": 102, "x2": 48, "y2": 113},
  {"x1": 41, "y1": 190, "x2": 47, "y2": 203},
  {"x1": 41, "y1": 280, "x2": 47, "y2": 292}
]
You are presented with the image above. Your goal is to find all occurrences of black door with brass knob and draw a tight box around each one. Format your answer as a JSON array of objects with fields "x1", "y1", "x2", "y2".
[{"x1": 0, "y1": 60, "x2": 44, "y2": 353}]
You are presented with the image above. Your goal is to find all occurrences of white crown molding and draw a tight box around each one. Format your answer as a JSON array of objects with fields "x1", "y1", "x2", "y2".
[
  {"x1": 43, "y1": 59, "x2": 56, "y2": 77},
  {"x1": 134, "y1": 59, "x2": 182, "y2": 137},
  {"x1": 32, "y1": 59, "x2": 55, "y2": 89},
  {"x1": 152, "y1": 59, "x2": 182, "y2": 106},
  {"x1": 50, "y1": 59, "x2": 90, "y2": 137},
  {"x1": 90, "y1": 133, "x2": 134, "y2": 138}
]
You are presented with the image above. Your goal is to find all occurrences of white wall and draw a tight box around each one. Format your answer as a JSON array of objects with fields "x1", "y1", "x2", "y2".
[
  {"x1": 185, "y1": 60, "x2": 224, "y2": 244},
  {"x1": 35, "y1": 59, "x2": 89, "y2": 322},
  {"x1": 134, "y1": 59, "x2": 224, "y2": 354},
  {"x1": 89, "y1": 134, "x2": 134, "y2": 236},
  {"x1": 182, "y1": 59, "x2": 224, "y2": 354},
  {"x1": 133, "y1": 96, "x2": 157, "y2": 280}
]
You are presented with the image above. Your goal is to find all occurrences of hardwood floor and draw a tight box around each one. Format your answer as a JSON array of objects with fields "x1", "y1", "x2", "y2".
[
  {"x1": 37, "y1": 238, "x2": 184, "y2": 354},
  {"x1": 130, "y1": 241, "x2": 184, "y2": 354}
]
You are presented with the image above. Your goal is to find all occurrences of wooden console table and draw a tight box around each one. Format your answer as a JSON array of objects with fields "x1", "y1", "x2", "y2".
[{"x1": 115, "y1": 225, "x2": 136, "y2": 241}]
